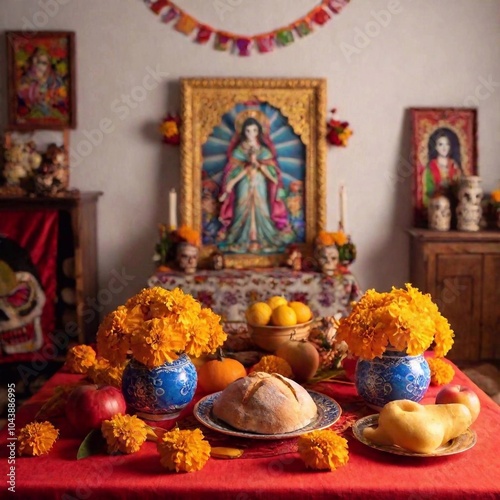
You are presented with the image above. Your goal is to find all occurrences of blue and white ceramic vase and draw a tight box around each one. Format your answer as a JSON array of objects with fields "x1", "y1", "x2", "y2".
[
  {"x1": 122, "y1": 353, "x2": 197, "y2": 421},
  {"x1": 355, "y1": 349, "x2": 430, "y2": 411}
]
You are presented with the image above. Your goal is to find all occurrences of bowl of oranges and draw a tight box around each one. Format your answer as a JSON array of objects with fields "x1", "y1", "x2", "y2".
[{"x1": 245, "y1": 296, "x2": 315, "y2": 352}]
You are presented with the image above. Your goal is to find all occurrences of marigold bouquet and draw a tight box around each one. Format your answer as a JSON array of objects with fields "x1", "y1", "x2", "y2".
[
  {"x1": 97, "y1": 287, "x2": 227, "y2": 368},
  {"x1": 337, "y1": 284, "x2": 454, "y2": 360},
  {"x1": 315, "y1": 230, "x2": 348, "y2": 247}
]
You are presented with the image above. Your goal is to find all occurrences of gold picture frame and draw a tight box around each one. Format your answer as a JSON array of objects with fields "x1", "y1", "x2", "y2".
[{"x1": 180, "y1": 77, "x2": 327, "y2": 269}]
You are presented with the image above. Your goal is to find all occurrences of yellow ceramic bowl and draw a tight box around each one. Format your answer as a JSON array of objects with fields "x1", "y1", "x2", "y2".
[{"x1": 247, "y1": 319, "x2": 314, "y2": 352}]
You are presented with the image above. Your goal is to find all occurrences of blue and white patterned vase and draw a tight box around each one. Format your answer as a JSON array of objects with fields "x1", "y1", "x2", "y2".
[
  {"x1": 355, "y1": 350, "x2": 430, "y2": 410},
  {"x1": 122, "y1": 353, "x2": 197, "y2": 421}
]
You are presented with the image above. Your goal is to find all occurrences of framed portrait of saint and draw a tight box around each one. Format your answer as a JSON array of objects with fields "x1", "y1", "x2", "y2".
[
  {"x1": 181, "y1": 78, "x2": 327, "y2": 269},
  {"x1": 410, "y1": 107, "x2": 477, "y2": 226},
  {"x1": 6, "y1": 31, "x2": 77, "y2": 130}
]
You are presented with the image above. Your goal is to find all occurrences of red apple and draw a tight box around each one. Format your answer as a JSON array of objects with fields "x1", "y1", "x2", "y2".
[
  {"x1": 435, "y1": 384, "x2": 481, "y2": 423},
  {"x1": 65, "y1": 384, "x2": 127, "y2": 436}
]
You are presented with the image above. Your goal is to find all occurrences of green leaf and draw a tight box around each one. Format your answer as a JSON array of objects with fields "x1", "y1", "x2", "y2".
[{"x1": 77, "y1": 429, "x2": 106, "y2": 460}]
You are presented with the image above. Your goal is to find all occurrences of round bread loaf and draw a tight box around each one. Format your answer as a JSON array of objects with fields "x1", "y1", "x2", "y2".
[{"x1": 212, "y1": 371, "x2": 317, "y2": 434}]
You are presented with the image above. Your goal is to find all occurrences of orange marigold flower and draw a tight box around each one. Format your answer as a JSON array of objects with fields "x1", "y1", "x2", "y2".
[
  {"x1": 184, "y1": 307, "x2": 227, "y2": 357},
  {"x1": 87, "y1": 359, "x2": 126, "y2": 388},
  {"x1": 175, "y1": 225, "x2": 201, "y2": 247},
  {"x1": 491, "y1": 189, "x2": 500, "y2": 204},
  {"x1": 130, "y1": 317, "x2": 186, "y2": 367},
  {"x1": 18, "y1": 421, "x2": 59, "y2": 456},
  {"x1": 427, "y1": 357, "x2": 455, "y2": 385},
  {"x1": 298, "y1": 429, "x2": 349, "y2": 471},
  {"x1": 157, "y1": 428, "x2": 211, "y2": 473},
  {"x1": 251, "y1": 355, "x2": 293, "y2": 378},
  {"x1": 101, "y1": 414, "x2": 148, "y2": 454},
  {"x1": 65, "y1": 344, "x2": 96, "y2": 374},
  {"x1": 337, "y1": 284, "x2": 454, "y2": 360},
  {"x1": 96, "y1": 306, "x2": 132, "y2": 365}
]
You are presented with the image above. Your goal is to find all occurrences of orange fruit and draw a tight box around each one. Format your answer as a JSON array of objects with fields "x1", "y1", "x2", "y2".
[
  {"x1": 288, "y1": 301, "x2": 312, "y2": 324},
  {"x1": 271, "y1": 305, "x2": 297, "y2": 327},
  {"x1": 245, "y1": 302, "x2": 272, "y2": 326},
  {"x1": 266, "y1": 295, "x2": 288, "y2": 310}
]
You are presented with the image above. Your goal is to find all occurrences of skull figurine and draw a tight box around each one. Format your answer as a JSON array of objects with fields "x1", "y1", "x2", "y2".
[
  {"x1": 314, "y1": 244, "x2": 339, "y2": 276},
  {"x1": 176, "y1": 242, "x2": 199, "y2": 274},
  {"x1": 428, "y1": 195, "x2": 451, "y2": 231},
  {"x1": 457, "y1": 176, "x2": 483, "y2": 231},
  {"x1": 0, "y1": 237, "x2": 46, "y2": 355}
]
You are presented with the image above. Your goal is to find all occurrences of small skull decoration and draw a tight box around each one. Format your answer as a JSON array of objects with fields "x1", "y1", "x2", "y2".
[
  {"x1": 457, "y1": 176, "x2": 483, "y2": 231},
  {"x1": 314, "y1": 244, "x2": 339, "y2": 276},
  {"x1": 0, "y1": 237, "x2": 46, "y2": 355},
  {"x1": 428, "y1": 195, "x2": 451, "y2": 231},
  {"x1": 176, "y1": 242, "x2": 199, "y2": 274}
]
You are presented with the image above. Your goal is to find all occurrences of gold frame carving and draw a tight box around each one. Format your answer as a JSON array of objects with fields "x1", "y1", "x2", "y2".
[{"x1": 180, "y1": 77, "x2": 327, "y2": 269}]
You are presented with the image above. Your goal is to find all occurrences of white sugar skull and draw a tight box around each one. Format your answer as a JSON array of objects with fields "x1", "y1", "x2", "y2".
[
  {"x1": 176, "y1": 242, "x2": 199, "y2": 274},
  {"x1": 314, "y1": 245, "x2": 339, "y2": 276},
  {"x1": 428, "y1": 195, "x2": 451, "y2": 231},
  {"x1": 0, "y1": 240, "x2": 46, "y2": 355},
  {"x1": 458, "y1": 176, "x2": 483, "y2": 206},
  {"x1": 456, "y1": 203, "x2": 482, "y2": 231}
]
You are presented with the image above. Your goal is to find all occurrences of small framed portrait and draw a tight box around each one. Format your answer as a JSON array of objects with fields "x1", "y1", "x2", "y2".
[
  {"x1": 6, "y1": 31, "x2": 77, "y2": 130},
  {"x1": 410, "y1": 107, "x2": 478, "y2": 226},
  {"x1": 181, "y1": 78, "x2": 327, "y2": 269}
]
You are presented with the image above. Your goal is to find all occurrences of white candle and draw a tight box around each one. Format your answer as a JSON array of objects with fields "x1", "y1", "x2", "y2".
[
  {"x1": 169, "y1": 188, "x2": 177, "y2": 230},
  {"x1": 339, "y1": 184, "x2": 347, "y2": 232}
]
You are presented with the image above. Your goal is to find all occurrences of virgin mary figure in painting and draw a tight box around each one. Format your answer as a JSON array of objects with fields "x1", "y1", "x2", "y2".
[
  {"x1": 423, "y1": 128, "x2": 463, "y2": 207},
  {"x1": 217, "y1": 114, "x2": 294, "y2": 254}
]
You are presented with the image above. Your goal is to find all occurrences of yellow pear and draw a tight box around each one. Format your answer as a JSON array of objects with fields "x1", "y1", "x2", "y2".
[{"x1": 364, "y1": 399, "x2": 472, "y2": 454}]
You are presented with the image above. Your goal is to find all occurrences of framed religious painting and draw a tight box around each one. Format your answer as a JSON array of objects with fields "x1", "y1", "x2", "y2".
[
  {"x1": 181, "y1": 78, "x2": 327, "y2": 269},
  {"x1": 6, "y1": 31, "x2": 77, "y2": 130},
  {"x1": 410, "y1": 107, "x2": 477, "y2": 227}
]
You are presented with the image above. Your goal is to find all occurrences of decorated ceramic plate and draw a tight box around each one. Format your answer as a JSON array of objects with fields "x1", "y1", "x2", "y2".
[
  {"x1": 352, "y1": 414, "x2": 477, "y2": 457},
  {"x1": 193, "y1": 390, "x2": 341, "y2": 440}
]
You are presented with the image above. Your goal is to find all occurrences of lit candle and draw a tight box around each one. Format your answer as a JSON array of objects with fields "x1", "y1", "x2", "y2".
[
  {"x1": 169, "y1": 188, "x2": 177, "y2": 230},
  {"x1": 339, "y1": 184, "x2": 347, "y2": 232}
]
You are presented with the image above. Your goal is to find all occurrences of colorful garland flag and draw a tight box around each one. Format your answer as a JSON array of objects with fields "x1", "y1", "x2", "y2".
[{"x1": 144, "y1": 0, "x2": 351, "y2": 56}]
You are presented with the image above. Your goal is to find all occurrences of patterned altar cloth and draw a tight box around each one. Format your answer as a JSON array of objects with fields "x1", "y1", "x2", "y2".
[{"x1": 148, "y1": 268, "x2": 362, "y2": 321}]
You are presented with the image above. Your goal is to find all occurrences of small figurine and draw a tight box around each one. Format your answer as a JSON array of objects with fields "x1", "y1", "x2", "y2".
[
  {"x1": 212, "y1": 250, "x2": 225, "y2": 271},
  {"x1": 314, "y1": 244, "x2": 339, "y2": 276},
  {"x1": 176, "y1": 242, "x2": 199, "y2": 274},
  {"x1": 428, "y1": 194, "x2": 451, "y2": 231},
  {"x1": 34, "y1": 143, "x2": 69, "y2": 196},
  {"x1": 457, "y1": 176, "x2": 483, "y2": 231},
  {"x1": 285, "y1": 244, "x2": 302, "y2": 272},
  {"x1": 3, "y1": 140, "x2": 42, "y2": 188}
]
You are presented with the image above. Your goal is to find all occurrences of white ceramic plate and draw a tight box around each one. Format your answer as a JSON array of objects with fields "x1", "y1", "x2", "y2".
[
  {"x1": 352, "y1": 414, "x2": 477, "y2": 457},
  {"x1": 193, "y1": 390, "x2": 341, "y2": 440}
]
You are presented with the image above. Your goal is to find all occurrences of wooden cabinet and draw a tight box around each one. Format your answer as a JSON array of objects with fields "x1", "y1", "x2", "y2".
[
  {"x1": 0, "y1": 192, "x2": 101, "y2": 346},
  {"x1": 409, "y1": 229, "x2": 500, "y2": 363}
]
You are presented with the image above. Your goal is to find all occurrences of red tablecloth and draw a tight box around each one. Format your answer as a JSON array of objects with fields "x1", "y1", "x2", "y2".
[{"x1": 2, "y1": 364, "x2": 500, "y2": 500}]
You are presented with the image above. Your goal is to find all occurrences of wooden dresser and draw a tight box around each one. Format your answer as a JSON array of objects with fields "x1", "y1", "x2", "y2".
[
  {"x1": 409, "y1": 229, "x2": 500, "y2": 363},
  {"x1": 0, "y1": 191, "x2": 101, "y2": 346}
]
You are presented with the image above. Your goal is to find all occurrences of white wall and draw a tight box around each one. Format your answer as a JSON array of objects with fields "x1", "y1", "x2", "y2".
[{"x1": 1, "y1": 0, "x2": 499, "y2": 314}]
